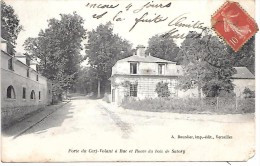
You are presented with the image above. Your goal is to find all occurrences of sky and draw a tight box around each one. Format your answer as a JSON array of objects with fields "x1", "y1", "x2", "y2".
[{"x1": 5, "y1": 0, "x2": 255, "y2": 55}]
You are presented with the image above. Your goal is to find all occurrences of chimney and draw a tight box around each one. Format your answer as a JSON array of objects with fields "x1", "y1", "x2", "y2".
[
  {"x1": 136, "y1": 45, "x2": 145, "y2": 57},
  {"x1": 30, "y1": 58, "x2": 40, "y2": 72},
  {"x1": 15, "y1": 53, "x2": 31, "y2": 66}
]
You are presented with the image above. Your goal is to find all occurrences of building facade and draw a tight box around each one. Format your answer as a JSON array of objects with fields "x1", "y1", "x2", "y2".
[
  {"x1": 110, "y1": 45, "x2": 255, "y2": 104},
  {"x1": 110, "y1": 45, "x2": 199, "y2": 104},
  {"x1": 231, "y1": 67, "x2": 255, "y2": 97},
  {"x1": 1, "y1": 38, "x2": 52, "y2": 128}
]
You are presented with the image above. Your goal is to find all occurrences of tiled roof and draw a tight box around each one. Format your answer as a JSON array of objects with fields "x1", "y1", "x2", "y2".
[
  {"x1": 118, "y1": 55, "x2": 175, "y2": 63},
  {"x1": 232, "y1": 67, "x2": 255, "y2": 79}
]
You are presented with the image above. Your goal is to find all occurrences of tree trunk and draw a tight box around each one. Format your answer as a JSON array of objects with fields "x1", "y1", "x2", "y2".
[
  {"x1": 97, "y1": 79, "x2": 101, "y2": 98},
  {"x1": 198, "y1": 83, "x2": 202, "y2": 100},
  {"x1": 65, "y1": 89, "x2": 68, "y2": 99},
  {"x1": 104, "y1": 79, "x2": 111, "y2": 93},
  {"x1": 198, "y1": 83, "x2": 203, "y2": 111}
]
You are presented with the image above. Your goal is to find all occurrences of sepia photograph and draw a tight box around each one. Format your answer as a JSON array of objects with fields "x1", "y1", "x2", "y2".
[{"x1": 0, "y1": 0, "x2": 258, "y2": 163}]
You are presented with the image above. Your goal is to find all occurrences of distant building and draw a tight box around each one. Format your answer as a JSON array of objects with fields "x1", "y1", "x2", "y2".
[
  {"x1": 231, "y1": 67, "x2": 255, "y2": 97},
  {"x1": 1, "y1": 38, "x2": 52, "y2": 128},
  {"x1": 110, "y1": 45, "x2": 255, "y2": 104}
]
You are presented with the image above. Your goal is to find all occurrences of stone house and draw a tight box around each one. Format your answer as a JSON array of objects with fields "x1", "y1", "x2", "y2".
[
  {"x1": 110, "y1": 45, "x2": 255, "y2": 104},
  {"x1": 110, "y1": 45, "x2": 198, "y2": 104},
  {"x1": 1, "y1": 38, "x2": 52, "y2": 128}
]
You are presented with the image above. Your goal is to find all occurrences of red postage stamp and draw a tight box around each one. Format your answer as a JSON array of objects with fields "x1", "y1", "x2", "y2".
[{"x1": 211, "y1": 1, "x2": 258, "y2": 52}]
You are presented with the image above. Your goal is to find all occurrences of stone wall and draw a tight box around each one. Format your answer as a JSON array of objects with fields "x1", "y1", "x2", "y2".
[
  {"x1": 1, "y1": 105, "x2": 45, "y2": 128},
  {"x1": 1, "y1": 50, "x2": 52, "y2": 128}
]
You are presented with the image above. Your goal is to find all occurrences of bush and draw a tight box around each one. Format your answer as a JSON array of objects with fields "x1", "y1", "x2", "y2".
[
  {"x1": 155, "y1": 81, "x2": 170, "y2": 98},
  {"x1": 238, "y1": 98, "x2": 255, "y2": 113},
  {"x1": 243, "y1": 88, "x2": 255, "y2": 98},
  {"x1": 218, "y1": 90, "x2": 236, "y2": 97},
  {"x1": 102, "y1": 93, "x2": 111, "y2": 103}
]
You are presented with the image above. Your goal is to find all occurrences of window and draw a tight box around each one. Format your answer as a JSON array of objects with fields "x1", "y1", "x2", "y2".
[
  {"x1": 158, "y1": 64, "x2": 165, "y2": 75},
  {"x1": 130, "y1": 83, "x2": 138, "y2": 97},
  {"x1": 22, "y1": 87, "x2": 26, "y2": 99},
  {"x1": 8, "y1": 58, "x2": 14, "y2": 70},
  {"x1": 39, "y1": 91, "x2": 41, "y2": 100},
  {"x1": 172, "y1": 80, "x2": 177, "y2": 87},
  {"x1": 30, "y1": 90, "x2": 36, "y2": 99},
  {"x1": 27, "y1": 68, "x2": 30, "y2": 77},
  {"x1": 130, "y1": 63, "x2": 137, "y2": 74},
  {"x1": 191, "y1": 80, "x2": 196, "y2": 88},
  {"x1": 7, "y1": 85, "x2": 15, "y2": 99},
  {"x1": 36, "y1": 75, "x2": 39, "y2": 81}
]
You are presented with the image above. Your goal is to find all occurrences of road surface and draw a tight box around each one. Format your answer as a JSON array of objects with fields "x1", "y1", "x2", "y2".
[{"x1": 1, "y1": 96, "x2": 255, "y2": 162}]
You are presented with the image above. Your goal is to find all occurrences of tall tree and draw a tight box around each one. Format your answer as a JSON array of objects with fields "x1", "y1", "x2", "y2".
[
  {"x1": 1, "y1": 1, "x2": 23, "y2": 44},
  {"x1": 228, "y1": 36, "x2": 255, "y2": 74},
  {"x1": 146, "y1": 34, "x2": 180, "y2": 62},
  {"x1": 177, "y1": 31, "x2": 236, "y2": 98},
  {"x1": 201, "y1": 35, "x2": 236, "y2": 97},
  {"x1": 72, "y1": 67, "x2": 95, "y2": 94},
  {"x1": 24, "y1": 12, "x2": 86, "y2": 96},
  {"x1": 85, "y1": 22, "x2": 132, "y2": 98}
]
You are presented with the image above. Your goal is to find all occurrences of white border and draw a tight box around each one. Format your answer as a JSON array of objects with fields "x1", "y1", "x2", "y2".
[{"x1": 1, "y1": 0, "x2": 259, "y2": 165}]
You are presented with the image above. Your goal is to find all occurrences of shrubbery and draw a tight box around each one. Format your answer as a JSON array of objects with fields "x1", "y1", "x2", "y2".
[
  {"x1": 102, "y1": 93, "x2": 111, "y2": 103},
  {"x1": 121, "y1": 97, "x2": 255, "y2": 114},
  {"x1": 243, "y1": 88, "x2": 255, "y2": 98},
  {"x1": 155, "y1": 81, "x2": 170, "y2": 98},
  {"x1": 122, "y1": 98, "x2": 205, "y2": 113}
]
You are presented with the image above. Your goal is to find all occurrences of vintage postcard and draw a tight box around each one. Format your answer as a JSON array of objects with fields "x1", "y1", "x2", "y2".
[{"x1": 1, "y1": 0, "x2": 258, "y2": 163}]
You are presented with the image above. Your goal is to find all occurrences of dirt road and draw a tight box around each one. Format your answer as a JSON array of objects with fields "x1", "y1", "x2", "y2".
[{"x1": 1, "y1": 96, "x2": 255, "y2": 162}]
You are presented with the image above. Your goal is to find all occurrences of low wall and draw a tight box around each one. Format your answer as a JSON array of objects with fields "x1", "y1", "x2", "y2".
[
  {"x1": 1, "y1": 67, "x2": 52, "y2": 128},
  {"x1": 1, "y1": 104, "x2": 45, "y2": 129}
]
